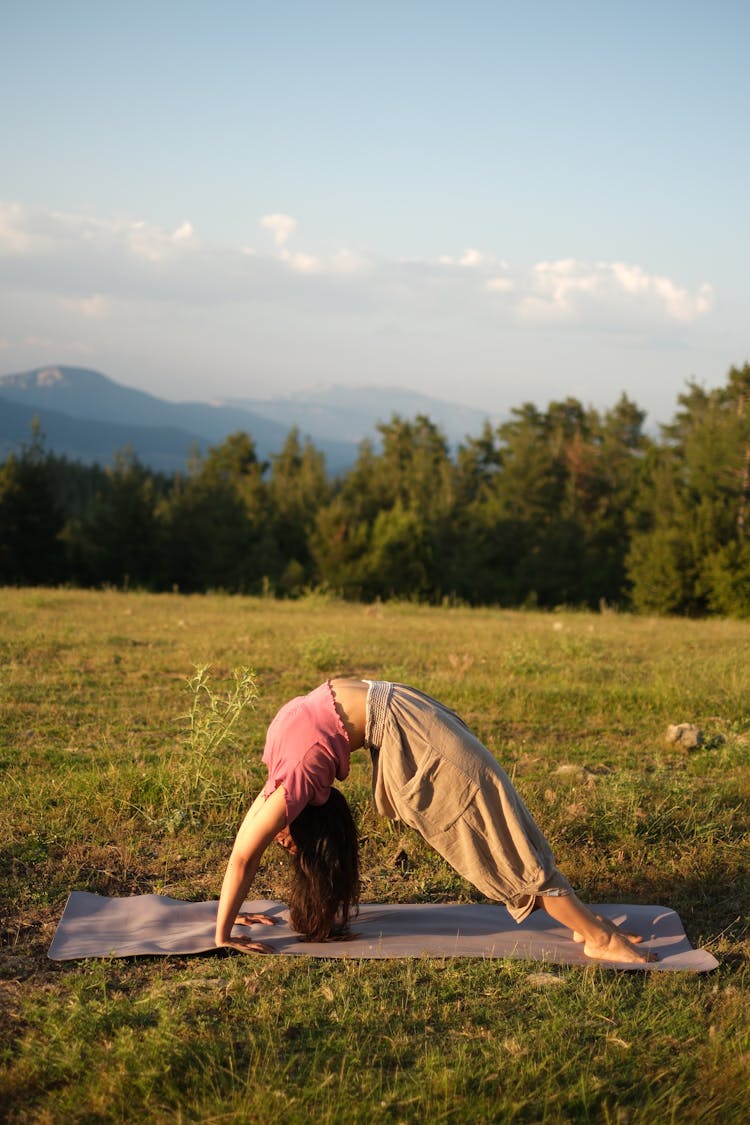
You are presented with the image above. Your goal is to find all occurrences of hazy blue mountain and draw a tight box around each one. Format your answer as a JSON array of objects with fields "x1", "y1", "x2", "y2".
[
  {"x1": 226, "y1": 382, "x2": 499, "y2": 447},
  {"x1": 0, "y1": 366, "x2": 359, "y2": 472},
  {"x1": 0, "y1": 365, "x2": 497, "y2": 473},
  {"x1": 0, "y1": 394, "x2": 209, "y2": 474},
  {"x1": 0, "y1": 366, "x2": 294, "y2": 445}
]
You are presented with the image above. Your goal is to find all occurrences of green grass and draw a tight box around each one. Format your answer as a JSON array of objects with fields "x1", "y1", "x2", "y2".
[{"x1": 1, "y1": 589, "x2": 749, "y2": 1123}]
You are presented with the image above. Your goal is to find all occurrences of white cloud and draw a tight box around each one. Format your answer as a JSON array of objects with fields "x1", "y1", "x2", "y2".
[
  {"x1": 62, "y1": 294, "x2": 110, "y2": 318},
  {"x1": 610, "y1": 262, "x2": 713, "y2": 322},
  {"x1": 280, "y1": 248, "x2": 321, "y2": 274},
  {"x1": 260, "y1": 212, "x2": 297, "y2": 246},
  {"x1": 276, "y1": 247, "x2": 371, "y2": 277},
  {"x1": 0, "y1": 202, "x2": 32, "y2": 252},
  {"x1": 0, "y1": 202, "x2": 98, "y2": 255},
  {"x1": 516, "y1": 259, "x2": 714, "y2": 324},
  {"x1": 459, "y1": 248, "x2": 486, "y2": 268},
  {"x1": 125, "y1": 218, "x2": 196, "y2": 262},
  {"x1": 331, "y1": 248, "x2": 370, "y2": 276},
  {"x1": 0, "y1": 202, "x2": 714, "y2": 346},
  {"x1": 439, "y1": 248, "x2": 504, "y2": 270},
  {"x1": 172, "y1": 221, "x2": 194, "y2": 242},
  {"x1": 485, "y1": 276, "x2": 515, "y2": 293},
  {"x1": 1, "y1": 202, "x2": 734, "y2": 432},
  {"x1": 0, "y1": 205, "x2": 198, "y2": 266}
]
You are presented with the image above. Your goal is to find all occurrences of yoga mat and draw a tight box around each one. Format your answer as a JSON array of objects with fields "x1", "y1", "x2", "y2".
[{"x1": 49, "y1": 893, "x2": 718, "y2": 971}]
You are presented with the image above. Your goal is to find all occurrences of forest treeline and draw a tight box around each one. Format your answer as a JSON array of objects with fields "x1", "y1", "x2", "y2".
[{"x1": 2, "y1": 363, "x2": 750, "y2": 616}]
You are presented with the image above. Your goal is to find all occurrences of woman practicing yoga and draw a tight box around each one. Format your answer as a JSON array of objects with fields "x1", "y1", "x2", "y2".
[{"x1": 215, "y1": 678, "x2": 655, "y2": 963}]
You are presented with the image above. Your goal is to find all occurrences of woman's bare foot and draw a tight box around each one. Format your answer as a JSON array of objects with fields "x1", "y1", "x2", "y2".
[
  {"x1": 538, "y1": 892, "x2": 658, "y2": 964},
  {"x1": 579, "y1": 927, "x2": 657, "y2": 964},
  {"x1": 572, "y1": 913, "x2": 645, "y2": 946}
]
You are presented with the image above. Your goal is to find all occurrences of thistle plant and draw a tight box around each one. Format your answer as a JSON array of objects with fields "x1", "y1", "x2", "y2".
[
  {"x1": 185, "y1": 664, "x2": 259, "y2": 761},
  {"x1": 166, "y1": 664, "x2": 259, "y2": 829}
]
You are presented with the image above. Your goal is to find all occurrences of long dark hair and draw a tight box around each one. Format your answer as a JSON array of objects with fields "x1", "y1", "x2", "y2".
[{"x1": 287, "y1": 788, "x2": 360, "y2": 941}]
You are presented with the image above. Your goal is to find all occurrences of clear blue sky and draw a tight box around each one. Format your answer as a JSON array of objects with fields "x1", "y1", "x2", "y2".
[{"x1": 2, "y1": 0, "x2": 748, "y2": 425}]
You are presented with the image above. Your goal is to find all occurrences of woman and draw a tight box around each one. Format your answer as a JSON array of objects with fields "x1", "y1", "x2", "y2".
[{"x1": 215, "y1": 678, "x2": 655, "y2": 963}]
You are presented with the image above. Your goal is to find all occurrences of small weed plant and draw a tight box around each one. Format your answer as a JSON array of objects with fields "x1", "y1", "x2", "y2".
[{"x1": 165, "y1": 664, "x2": 258, "y2": 831}]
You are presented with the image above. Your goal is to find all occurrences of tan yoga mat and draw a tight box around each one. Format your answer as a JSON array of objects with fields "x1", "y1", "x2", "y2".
[{"x1": 48, "y1": 892, "x2": 718, "y2": 971}]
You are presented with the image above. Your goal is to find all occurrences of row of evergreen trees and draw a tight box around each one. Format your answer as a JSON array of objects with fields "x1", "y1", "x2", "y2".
[{"x1": 2, "y1": 364, "x2": 750, "y2": 615}]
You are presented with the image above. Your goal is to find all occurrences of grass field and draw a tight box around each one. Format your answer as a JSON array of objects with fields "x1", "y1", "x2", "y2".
[{"x1": 1, "y1": 588, "x2": 749, "y2": 1123}]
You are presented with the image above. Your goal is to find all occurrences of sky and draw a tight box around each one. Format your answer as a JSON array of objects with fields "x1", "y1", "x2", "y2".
[{"x1": 1, "y1": 0, "x2": 748, "y2": 427}]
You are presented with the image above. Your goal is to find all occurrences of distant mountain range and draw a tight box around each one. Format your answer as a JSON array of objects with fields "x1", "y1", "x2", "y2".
[{"x1": 0, "y1": 366, "x2": 498, "y2": 474}]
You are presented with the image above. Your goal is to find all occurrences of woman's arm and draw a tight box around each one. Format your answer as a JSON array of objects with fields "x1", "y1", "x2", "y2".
[{"x1": 214, "y1": 785, "x2": 287, "y2": 949}]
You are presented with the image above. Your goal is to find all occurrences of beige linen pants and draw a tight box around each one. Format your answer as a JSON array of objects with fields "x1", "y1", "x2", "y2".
[{"x1": 365, "y1": 681, "x2": 572, "y2": 923}]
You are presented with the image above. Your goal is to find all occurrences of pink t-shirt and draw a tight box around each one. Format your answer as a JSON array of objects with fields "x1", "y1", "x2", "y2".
[{"x1": 262, "y1": 681, "x2": 352, "y2": 824}]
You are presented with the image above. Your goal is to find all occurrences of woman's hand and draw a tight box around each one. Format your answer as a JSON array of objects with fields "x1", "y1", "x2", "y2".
[
  {"x1": 234, "y1": 912, "x2": 278, "y2": 928},
  {"x1": 216, "y1": 910, "x2": 279, "y2": 953},
  {"x1": 214, "y1": 787, "x2": 288, "y2": 949},
  {"x1": 219, "y1": 935, "x2": 276, "y2": 954}
]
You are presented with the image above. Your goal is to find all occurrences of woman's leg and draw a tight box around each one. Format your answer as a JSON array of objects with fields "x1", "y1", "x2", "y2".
[
  {"x1": 537, "y1": 891, "x2": 656, "y2": 963},
  {"x1": 367, "y1": 684, "x2": 656, "y2": 963}
]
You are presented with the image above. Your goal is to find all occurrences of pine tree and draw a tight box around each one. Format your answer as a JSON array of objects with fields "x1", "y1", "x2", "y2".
[
  {"x1": 0, "y1": 422, "x2": 65, "y2": 585},
  {"x1": 63, "y1": 448, "x2": 161, "y2": 587},
  {"x1": 268, "y1": 428, "x2": 329, "y2": 594},
  {"x1": 627, "y1": 364, "x2": 750, "y2": 615},
  {"x1": 159, "y1": 432, "x2": 274, "y2": 592}
]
